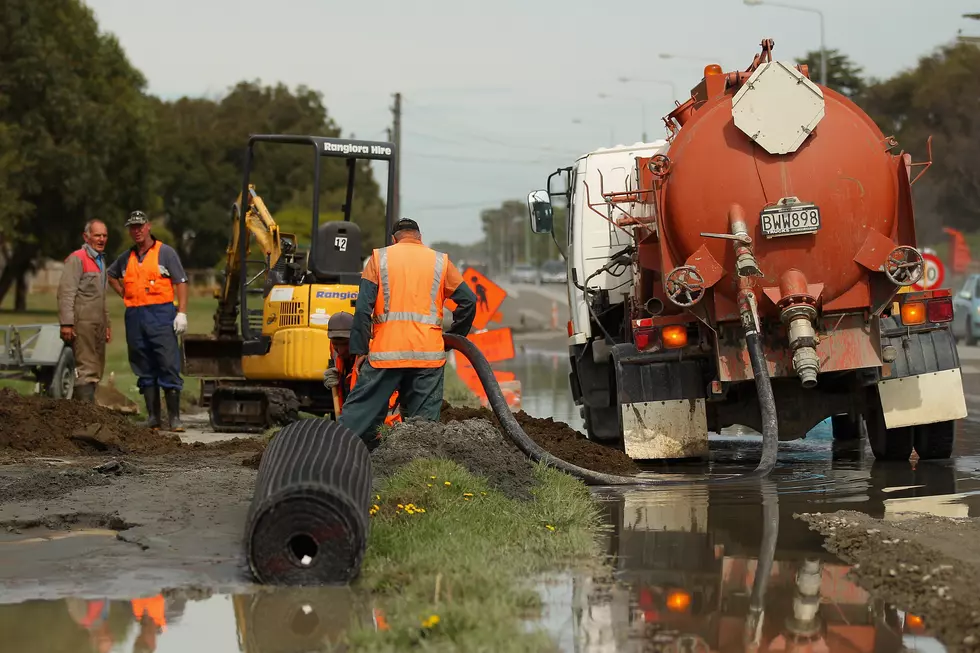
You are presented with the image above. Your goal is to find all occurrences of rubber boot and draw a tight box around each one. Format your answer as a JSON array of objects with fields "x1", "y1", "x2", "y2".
[
  {"x1": 141, "y1": 386, "x2": 162, "y2": 430},
  {"x1": 164, "y1": 389, "x2": 184, "y2": 432},
  {"x1": 73, "y1": 383, "x2": 96, "y2": 403}
]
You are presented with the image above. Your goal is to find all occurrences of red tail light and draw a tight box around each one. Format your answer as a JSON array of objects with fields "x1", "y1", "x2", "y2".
[
  {"x1": 634, "y1": 327, "x2": 656, "y2": 350},
  {"x1": 926, "y1": 297, "x2": 953, "y2": 323}
]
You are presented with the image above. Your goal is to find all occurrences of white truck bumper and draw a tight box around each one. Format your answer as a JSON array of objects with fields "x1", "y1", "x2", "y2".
[{"x1": 877, "y1": 367, "x2": 968, "y2": 429}]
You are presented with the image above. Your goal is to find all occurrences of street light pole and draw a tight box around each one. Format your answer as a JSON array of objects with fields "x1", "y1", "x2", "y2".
[{"x1": 743, "y1": 0, "x2": 826, "y2": 87}]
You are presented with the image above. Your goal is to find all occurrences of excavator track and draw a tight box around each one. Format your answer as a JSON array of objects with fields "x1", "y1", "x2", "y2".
[{"x1": 209, "y1": 386, "x2": 301, "y2": 433}]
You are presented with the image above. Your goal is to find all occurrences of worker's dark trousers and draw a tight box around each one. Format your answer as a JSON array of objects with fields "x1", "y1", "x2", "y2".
[
  {"x1": 337, "y1": 361, "x2": 445, "y2": 450},
  {"x1": 124, "y1": 303, "x2": 183, "y2": 391}
]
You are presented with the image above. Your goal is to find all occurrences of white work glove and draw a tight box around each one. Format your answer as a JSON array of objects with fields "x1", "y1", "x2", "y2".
[
  {"x1": 173, "y1": 312, "x2": 188, "y2": 335},
  {"x1": 323, "y1": 367, "x2": 340, "y2": 389}
]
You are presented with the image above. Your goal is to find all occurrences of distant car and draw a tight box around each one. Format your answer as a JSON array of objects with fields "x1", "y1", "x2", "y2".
[
  {"x1": 539, "y1": 260, "x2": 567, "y2": 284},
  {"x1": 952, "y1": 273, "x2": 980, "y2": 345},
  {"x1": 510, "y1": 264, "x2": 540, "y2": 285}
]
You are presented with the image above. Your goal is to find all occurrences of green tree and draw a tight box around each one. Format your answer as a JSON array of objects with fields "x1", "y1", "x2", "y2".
[
  {"x1": 856, "y1": 42, "x2": 980, "y2": 241},
  {"x1": 150, "y1": 82, "x2": 388, "y2": 269},
  {"x1": 479, "y1": 199, "x2": 566, "y2": 276},
  {"x1": 795, "y1": 49, "x2": 867, "y2": 97},
  {"x1": 0, "y1": 0, "x2": 153, "y2": 309}
]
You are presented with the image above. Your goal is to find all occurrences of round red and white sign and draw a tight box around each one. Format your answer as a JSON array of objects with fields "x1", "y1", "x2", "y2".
[{"x1": 913, "y1": 252, "x2": 945, "y2": 291}]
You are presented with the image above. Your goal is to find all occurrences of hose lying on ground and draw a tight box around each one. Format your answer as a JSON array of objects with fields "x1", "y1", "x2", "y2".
[
  {"x1": 245, "y1": 418, "x2": 372, "y2": 585},
  {"x1": 444, "y1": 332, "x2": 780, "y2": 485}
]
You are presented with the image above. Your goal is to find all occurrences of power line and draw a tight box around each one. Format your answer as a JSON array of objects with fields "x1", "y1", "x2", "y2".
[{"x1": 406, "y1": 152, "x2": 557, "y2": 165}]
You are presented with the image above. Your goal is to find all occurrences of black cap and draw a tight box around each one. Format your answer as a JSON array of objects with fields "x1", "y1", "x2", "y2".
[{"x1": 391, "y1": 218, "x2": 420, "y2": 235}]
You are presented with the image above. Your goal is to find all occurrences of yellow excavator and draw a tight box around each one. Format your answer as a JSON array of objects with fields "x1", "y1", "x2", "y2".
[{"x1": 182, "y1": 134, "x2": 397, "y2": 432}]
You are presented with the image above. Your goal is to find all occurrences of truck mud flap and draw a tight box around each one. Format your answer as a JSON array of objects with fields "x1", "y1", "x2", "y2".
[
  {"x1": 610, "y1": 345, "x2": 709, "y2": 460},
  {"x1": 245, "y1": 418, "x2": 373, "y2": 585},
  {"x1": 877, "y1": 323, "x2": 967, "y2": 429}
]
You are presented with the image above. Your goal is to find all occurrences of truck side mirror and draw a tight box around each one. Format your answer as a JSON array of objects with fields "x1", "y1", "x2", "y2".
[{"x1": 527, "y1": 190, "x2": 554, "y2": 234}]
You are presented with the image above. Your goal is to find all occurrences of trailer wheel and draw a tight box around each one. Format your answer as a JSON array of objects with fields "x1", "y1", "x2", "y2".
[
  {"x1": 830, "y1": 414, "x2": 861, "y2": 441},
  {"x1": 913, "y1": 420, "x2": 956, "y2": 460},
  {"x1": 45, "y1": 347, "x2": 76, "y2": 400},
  {"x1": 862, "y1": 389, "x2": 913, "y2": 461}
]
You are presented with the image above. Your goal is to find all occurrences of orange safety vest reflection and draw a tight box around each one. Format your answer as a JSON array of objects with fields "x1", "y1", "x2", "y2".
[
  {"x1": 122, "y1": 240, "x2": 175, "y2": 308},
  {"x1": 131, "y1": 595, "x2": 167, "y2": 631},
  {"x1": 369, "y1": 242, "x2": 448, "y2": 368},
  {"x1": 348, "y1": 353, "x2": 402, "y2": 426}
]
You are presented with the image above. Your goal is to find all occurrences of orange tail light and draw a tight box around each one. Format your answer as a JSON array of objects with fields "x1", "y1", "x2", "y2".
[
  {"x1": 900, "y1": 301, "x2": 926, "y2": 325},
  {"x1": 662, "y1": 325, "x2": 688, "y2": 349}
]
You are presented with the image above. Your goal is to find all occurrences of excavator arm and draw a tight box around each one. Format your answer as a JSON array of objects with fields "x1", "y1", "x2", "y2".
[
  {"x1": 184, "y1": 184, "x2": 298, "y2": 378},
  {"x1": 212, "y1": 185, "x2": 293, "y2": 339}
]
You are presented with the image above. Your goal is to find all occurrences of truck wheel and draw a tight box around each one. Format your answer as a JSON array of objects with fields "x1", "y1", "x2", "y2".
[
  {"x1": 913, "y1": 420, "x2": 956, "y2": 460},
  {"x1": 862, "y1": 396, "x2": 913, "y2": 461},
  {"x1": 830, "y1": 414, "x2": 861, "y2": 441},
  {"x1": 45, "y1": 347, "x2": 76, "y2": 400}
]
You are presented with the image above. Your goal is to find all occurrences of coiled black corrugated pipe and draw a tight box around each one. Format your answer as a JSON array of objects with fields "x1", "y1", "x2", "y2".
[{"x1": 443, "y1": 332, "x2": 779, "y2": 485}]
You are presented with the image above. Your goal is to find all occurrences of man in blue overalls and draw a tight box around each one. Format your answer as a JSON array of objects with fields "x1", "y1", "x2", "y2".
[{"x1": 106, "y1": 211, "x2": 189, "y2": 432}]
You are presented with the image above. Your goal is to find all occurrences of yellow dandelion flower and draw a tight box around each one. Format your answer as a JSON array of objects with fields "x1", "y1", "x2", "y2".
[
  {"x1": 545, "y1": 524, "x2": 556, "y2": 531},
  {"x1": 430, "y1": 476, "x2": 437, "y2": 480},
  {"x1": 444, "y1": 481, "x2": 451, "y2": 486},
  {"x1": 427, "y1": 483, "x2": 433, "y2": 488},
  {"x1": 422, "y1": 614, "x2": 440, "y2": 628},
  {"x1": 480, "y1": 492, "x2": 487, "y2": 496}
]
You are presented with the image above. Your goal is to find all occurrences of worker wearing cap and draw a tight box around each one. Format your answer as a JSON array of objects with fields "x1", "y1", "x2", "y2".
[
  {"x1": 324, "y1": 311, "x2": 401, "y2": 425},
  {"x1": 106, "y1": 210, "x2": 189, "y2": 431},
  {"x1": 338, "y1": 218, "x2": 477, "y2": 449},
  {"x1": 324, "y1": 312, "x2": 357, "y2": 403},
  {"x1": 57, "y1": 219, "x2": 111, "y2": 403}
]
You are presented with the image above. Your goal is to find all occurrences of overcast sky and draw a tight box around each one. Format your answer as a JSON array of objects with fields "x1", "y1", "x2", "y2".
[{"x1": 85, "y1": 0, "x2": 979, "y2": 245}]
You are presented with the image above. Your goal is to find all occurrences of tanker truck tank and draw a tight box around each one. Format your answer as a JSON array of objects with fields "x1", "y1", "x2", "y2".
[{"x1": 526, "y1": 38, "x2": 967, "y2": 466}]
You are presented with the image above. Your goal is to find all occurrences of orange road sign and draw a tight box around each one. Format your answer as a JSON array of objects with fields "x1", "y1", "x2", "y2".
[
  {"x1": 465, "y1": 327, "x2": 515, "y2": 363},
  {"x1": 445, "y1": 268, "x2": 507, "y2": 330}
]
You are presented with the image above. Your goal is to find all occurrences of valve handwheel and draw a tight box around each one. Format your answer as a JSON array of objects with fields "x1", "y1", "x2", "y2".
[
  {"x1": 665, "y1": 266, "x2": 706, "y2": 307},
  {"x1": 884, "y1": 246, "x2": 924, "y2": 286}
]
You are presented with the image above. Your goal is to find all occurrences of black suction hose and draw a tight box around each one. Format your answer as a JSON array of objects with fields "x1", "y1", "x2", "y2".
[{"x1": 444, "y1": 332, "x2": 780, "y2": 486}]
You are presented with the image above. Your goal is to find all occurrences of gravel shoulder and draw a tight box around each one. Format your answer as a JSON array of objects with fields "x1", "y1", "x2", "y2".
[{"x1": 798, "y1": 510, "x2": 980, "y2": 651}]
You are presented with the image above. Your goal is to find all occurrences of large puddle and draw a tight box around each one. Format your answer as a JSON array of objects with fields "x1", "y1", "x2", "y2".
[{"x1": 4, "y1": 348, "x2": 980, "y2": 650}]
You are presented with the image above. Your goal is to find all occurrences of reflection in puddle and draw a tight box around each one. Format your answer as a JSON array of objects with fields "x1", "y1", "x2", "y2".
[
  {"x1": 1, "y1": 588, "x2": 367, "y2": 653},
  {"x1": 553, "y1": 482, "x2": 947, "y2": 652}
]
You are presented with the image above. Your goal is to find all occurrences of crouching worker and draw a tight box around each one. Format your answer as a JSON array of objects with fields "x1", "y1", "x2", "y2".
[
  {"x1": 337, "y1": 218, "x2": 477, "y2": 451},
  {"x1": 323, "y1": 311, "x2": 401, "y2": 427}
]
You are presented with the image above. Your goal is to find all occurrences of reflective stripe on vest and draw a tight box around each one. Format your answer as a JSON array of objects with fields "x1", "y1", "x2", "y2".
[
  {"x1": 369, "y1": 243, "x2": 448, "y2": 368},
  {"x1": 122, "y1": 241, "x2": 175, "y2": 308}
]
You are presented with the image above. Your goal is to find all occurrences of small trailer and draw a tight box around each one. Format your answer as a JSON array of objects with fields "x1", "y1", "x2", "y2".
[{"x1": 0, "y1": 324, "x2": 76, "y2": 399}]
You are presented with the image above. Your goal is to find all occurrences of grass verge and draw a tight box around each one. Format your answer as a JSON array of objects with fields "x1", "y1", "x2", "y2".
[{"x1": 347, "y1": 458, "x2": 603, "y2": 652}]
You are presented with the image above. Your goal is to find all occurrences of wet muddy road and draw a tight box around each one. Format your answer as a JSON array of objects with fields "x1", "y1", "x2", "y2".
[{"x1": 3, "y1": 339, "x2": 980, "y2": 650}]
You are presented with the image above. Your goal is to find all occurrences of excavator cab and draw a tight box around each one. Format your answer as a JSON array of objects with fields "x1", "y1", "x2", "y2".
[{"x1": 183, "y1": 134, "x2": 397, "y2": 432}]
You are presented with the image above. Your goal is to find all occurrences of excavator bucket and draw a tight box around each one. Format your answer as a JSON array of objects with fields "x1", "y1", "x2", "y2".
[{"x1": 182, "y1": 335, "x2": 244, "y2": 378}]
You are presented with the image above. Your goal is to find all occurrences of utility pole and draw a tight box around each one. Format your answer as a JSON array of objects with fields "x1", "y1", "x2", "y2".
[{"x1": 391, "y1": 93, "x2": 402, "y2": 220}]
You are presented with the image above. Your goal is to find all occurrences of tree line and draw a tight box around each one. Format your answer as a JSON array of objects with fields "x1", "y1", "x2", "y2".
[
  {"x1": 0, "y1": 0, "x2": 387, "y2": 310},
  {"x1": 472, "y1": 40, "x2": 980, "y2": 273}
]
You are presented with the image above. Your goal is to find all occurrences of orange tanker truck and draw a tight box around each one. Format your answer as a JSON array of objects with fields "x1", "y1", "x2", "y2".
[{"x1": 526, "y1": 39, "x2": 967, "y2": 462}]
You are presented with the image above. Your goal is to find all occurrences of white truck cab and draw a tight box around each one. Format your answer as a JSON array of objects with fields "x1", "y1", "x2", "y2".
[{"x1": 563, "y1": 141, "x2": 669, "y2": 344}]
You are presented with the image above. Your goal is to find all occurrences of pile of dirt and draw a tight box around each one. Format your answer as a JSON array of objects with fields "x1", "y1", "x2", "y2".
[
  {"x1": 800, "y1": 511, "x2": 980, "y2": 649},
  {"x1": 440, "y1": 402, "x2": 640, "y2": 475},
  {"x1": 0, "y1": 388, "x2": 262, "y2": 459},
  {"x1": 372, "y1": 417, "x2": 536, "y2": 500}
]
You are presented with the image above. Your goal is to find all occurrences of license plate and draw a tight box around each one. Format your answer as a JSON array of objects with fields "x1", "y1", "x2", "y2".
[{"x1": 760, "y1": 203, "x2": 821, "y2": 238}]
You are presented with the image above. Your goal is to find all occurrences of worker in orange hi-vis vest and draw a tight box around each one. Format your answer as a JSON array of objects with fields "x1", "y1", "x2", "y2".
[
  {"x1": 323, "y1": 311, "x2": 400, "y2": 426},
  {"x1": 338, "y1": 218, "x2": 477, "y2": 450}
]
